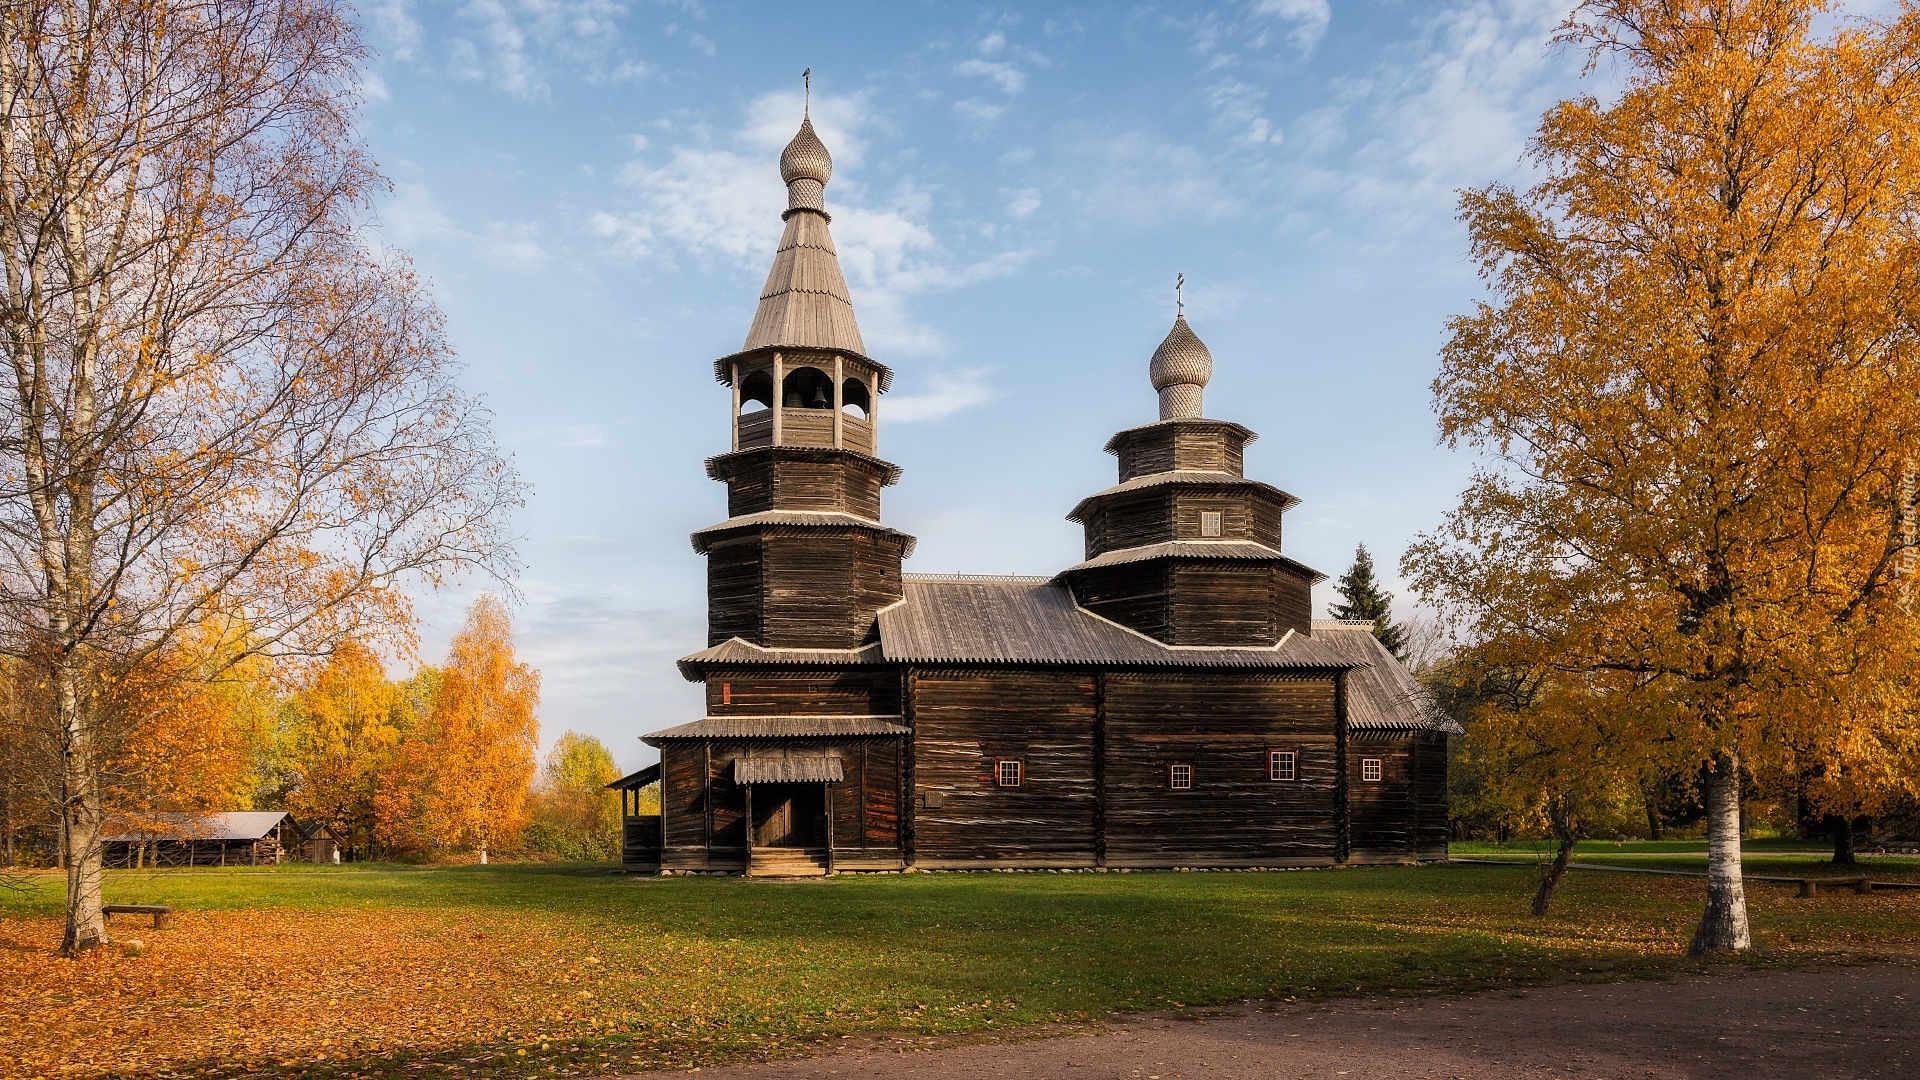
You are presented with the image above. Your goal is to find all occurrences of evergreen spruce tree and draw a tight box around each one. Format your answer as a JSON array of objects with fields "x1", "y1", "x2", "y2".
[{"x1": 1329, "y1": 544, "x2": 1407, "y2": 659}]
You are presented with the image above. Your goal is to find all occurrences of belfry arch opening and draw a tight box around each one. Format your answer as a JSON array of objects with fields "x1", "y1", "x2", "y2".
[
  {"x1": 783, "y1": 367, "x2": 834, "y2": 410},
  {"x1": 739, "y1": 370, "x2": 773, "y2": 414},
  {"x1": 841, "y1": 378, "x2": 870, "y2": 419}
]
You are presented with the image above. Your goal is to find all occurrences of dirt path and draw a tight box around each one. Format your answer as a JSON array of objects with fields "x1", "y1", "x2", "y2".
[{"x1": 680, "y1": 961, "x2": 1917, "y2": 1079}]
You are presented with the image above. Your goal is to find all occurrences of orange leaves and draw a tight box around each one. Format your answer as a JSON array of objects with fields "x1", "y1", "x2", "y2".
[{"x1": 382, "y1": 598, "x2": 539, "y2": 859}]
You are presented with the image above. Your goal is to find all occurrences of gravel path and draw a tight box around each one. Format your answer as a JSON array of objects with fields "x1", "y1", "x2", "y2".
[{"x1": 682, "y1": 961, "x2": 1917, "y2": 1079}]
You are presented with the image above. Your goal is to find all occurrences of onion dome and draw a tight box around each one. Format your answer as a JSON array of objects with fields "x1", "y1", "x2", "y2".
[
  {"x1": 780, "y1": 119, "x2": 833, "y2": 214},
  {"x1": 1149, "y1": 314, "x2": 1213, "y2": 420}
]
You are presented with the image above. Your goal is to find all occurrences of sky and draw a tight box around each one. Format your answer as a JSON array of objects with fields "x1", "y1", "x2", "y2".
[{"x1": 348, "y1": 0, "x2": 1702, "y2": 772}]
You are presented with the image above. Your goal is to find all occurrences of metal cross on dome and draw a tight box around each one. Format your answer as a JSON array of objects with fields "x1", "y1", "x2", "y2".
[
  {"x1": 1176, "y1": 273, "x2": 1185, "y2": 316},
  {"x1": 803, "y1": 68, "x2": 811, "y2": 117}
]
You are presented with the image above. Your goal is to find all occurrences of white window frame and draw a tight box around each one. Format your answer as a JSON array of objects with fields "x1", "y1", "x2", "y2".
[
  {"x1": 1168, "y1": 763, "x2": 1194, "y2": 791},
  {"x1": 995, "y1": 758, "x2": 1024, "y2": 788},
  {"x1": 1361, "y1": 757, "x2": 1383, "y2": 782},
  {"x1": 1200, "y1": 510, "x2": 1223, "y2": 538},
  {"x1": 1269, "y1": 749, "x2": 1297, "y2": 781}
]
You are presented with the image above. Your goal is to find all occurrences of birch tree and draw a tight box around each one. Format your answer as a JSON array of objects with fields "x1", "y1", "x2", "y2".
[
  {"x1": 0, "y1": 1, "x2": 519, "y2": 952},
  {"x1": 1409, "y1": 0, "x2": 1920, "y2": 954}
]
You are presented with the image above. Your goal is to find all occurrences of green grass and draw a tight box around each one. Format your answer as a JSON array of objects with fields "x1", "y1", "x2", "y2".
[{"x1": 5, "y1": 859, "x2": 1918, "y2": 1079}]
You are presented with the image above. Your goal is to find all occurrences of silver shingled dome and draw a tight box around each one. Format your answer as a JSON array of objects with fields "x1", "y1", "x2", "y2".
[
  {"x1": 779, "y1": 119, "x2": 833, "y2": 186},
  {"x1": 1149, "y1": 315, "x2": 1213, "y2": 420}
]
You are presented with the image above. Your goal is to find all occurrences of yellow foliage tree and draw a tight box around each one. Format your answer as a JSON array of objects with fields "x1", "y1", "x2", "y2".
[
  {"x1": 530, "y1": 732, "x2": 623, "y2": 860},
  {"x1": 285, "y1": 639, "x2": 407, "y2": 859},
  {"x1": 409, "y1": 597, "x2": 539, "y2": 863},
  {"x1": 1408, "y1": 0, "x2": 1920, "y2": 954}
]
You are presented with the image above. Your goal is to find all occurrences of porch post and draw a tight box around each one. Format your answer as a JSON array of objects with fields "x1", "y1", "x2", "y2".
[
  {"x1": 743, "y1": 784, "x2": 754, "y2": 878},
  {"x1": 824, "y1": 782, "x2": 836, "y2": 874}
]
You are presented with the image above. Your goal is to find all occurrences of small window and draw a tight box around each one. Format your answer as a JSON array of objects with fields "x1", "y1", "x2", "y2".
[
  {"x1": 721, "y1": 682, "x2": 731, "y2": 705},
  {"x1": 1269, "y1": 750, "x2": 1296, "y2": 781},
  {"x1": 1361, "y1": 758, "x2": 1383, "y2": 782},
  {"x1": 1200, "y1": 510, "x2": 1223, "y2": 537},
  {"x1": 1168, "y1": 763, "x2": 1193, "y2": 791},
  {"x1": 995, "y1": 759, "x2": 1024, "y2": 788}
]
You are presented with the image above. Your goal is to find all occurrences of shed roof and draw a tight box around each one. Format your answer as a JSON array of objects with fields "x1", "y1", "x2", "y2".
[
  {"x1": 606, "y1": 764, "x2": 662, "y2": 790},
  {"x1": 733, "y1": 750, "x2": 843, "y2": 784},
  {"x1": 100, "y1": 811, "x2": 288, "y2": 843}
]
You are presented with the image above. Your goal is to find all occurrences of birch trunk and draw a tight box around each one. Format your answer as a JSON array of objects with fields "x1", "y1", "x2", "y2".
[{"x1": 1688, "y1": 750, "x2": 1750, "y2": 955}]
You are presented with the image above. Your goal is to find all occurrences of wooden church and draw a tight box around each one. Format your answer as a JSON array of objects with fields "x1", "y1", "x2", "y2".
[{"x1": 617, "y1": 112, "x2": 1457, "y2": 875}]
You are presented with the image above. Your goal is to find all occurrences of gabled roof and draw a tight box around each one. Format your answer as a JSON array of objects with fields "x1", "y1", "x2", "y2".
[
  {"x1": 877, "y1": 576, "x2": 1351, "y2": 669},
  {"x1": 100, "y1": 811, "x2": 288, "y2": 843},
  {"x1": 1311, "y1": 620, "x2": 1462, "y2": 733}
]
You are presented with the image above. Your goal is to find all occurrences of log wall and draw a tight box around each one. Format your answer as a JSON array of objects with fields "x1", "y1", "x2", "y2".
[
  {"x1": 708, "y1": 529, "x2": 905, "y2": 649},
  {"x1": 714, "y1": 449, "x2": 890, "y2": 519},
  {"x1": 1102, "y1": 672, "x2": 1340, "y2": 866},
  {"x1": 909, "y1": 670, "x2": 1099, "y2": 866}
]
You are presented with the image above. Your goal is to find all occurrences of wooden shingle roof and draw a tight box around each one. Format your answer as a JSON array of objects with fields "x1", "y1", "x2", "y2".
[
  {"x1": 742, "y1": 208, "x2": 865, "y2": 355},
  {"x1": 876, "y1": 577, "x2": 1343, "y2": 668}
]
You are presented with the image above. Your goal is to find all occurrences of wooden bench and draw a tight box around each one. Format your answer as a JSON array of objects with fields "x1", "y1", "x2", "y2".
[
  {"x1": 103, "y1": 903, "x2": 175, "y2": 929},
  {"x1": 1794, "y1": 878, "x2": 1861, "y2": 897}
]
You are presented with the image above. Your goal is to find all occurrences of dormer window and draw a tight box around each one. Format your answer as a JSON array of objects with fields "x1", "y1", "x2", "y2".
[{"x1": 1200, "y1": 511, "x2": 1223, "y2": 537}]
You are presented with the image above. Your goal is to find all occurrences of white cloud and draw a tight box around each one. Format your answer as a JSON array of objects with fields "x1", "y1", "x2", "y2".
[
  {"x1": 365, "y1": 0, "x2": 423, "y2": 63},
  {"x1": 954, "y1": 98, "x2": 1005, "y2": 125},
  {"x1": 1208, "y1": 80, "x2": 1286, "y2": 146},
  {"x1": 1007, "y1": 189, "x2": 1042, "y2": 218},
  {"x1": 883, "y1": 367, "x2": 999, "y2": 422},
  {"x1": 955, "y1": 58, "x2": 1026, "y2": 95},
  {"x1": 383, "y1": 0, "x2": 647, "y2": 102},
  {"x1": 1254, "y1": 0, "x2": 1333, "y2": 53},
  {"x1": 380, "y1": 180, "x2": 552, "y2": 272},
  {"x1": 592, "y1": 90, "x2": 1031, "y2": 364}
]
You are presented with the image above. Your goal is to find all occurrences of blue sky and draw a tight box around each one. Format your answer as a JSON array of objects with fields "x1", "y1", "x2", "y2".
[{"x1": 357, "y1": 0, "x2": 1606, "y2": 770}]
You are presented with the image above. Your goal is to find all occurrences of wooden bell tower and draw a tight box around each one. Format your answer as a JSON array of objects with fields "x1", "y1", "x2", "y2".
[{"x1": 693, "y1": 114, "x2": 913, "y2": 650}]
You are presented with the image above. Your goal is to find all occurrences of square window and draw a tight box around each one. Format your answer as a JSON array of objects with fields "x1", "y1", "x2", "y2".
[
  {"x1": 1361, "y1": 758, "x2": 1383, "y2": 782},
  {"x1": 1200, "y1": 511, "x2": 1223, "y2": 538},
  {"x1": 1169, "y1": 763, "x2": 1194, "y2": 790},
  {"x1": 1269, "y1": 750, "x2": 1296, "y2": 781},
  {"x1": 995, "y1": 759, "x2": 1024, "y2": 788}
]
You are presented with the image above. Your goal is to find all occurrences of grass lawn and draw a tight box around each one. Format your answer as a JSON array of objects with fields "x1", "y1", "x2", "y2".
[{"x1": 3, "y1": 857, "x2": 1917, "y2": 1080}]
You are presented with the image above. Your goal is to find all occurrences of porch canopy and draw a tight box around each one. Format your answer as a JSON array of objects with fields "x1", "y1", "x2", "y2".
[{"x1": 732, "y1": 749, "x2": 843, "y2": 784}]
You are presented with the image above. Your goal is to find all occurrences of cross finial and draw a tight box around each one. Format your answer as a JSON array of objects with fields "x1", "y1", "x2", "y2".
[
  {"x1": 803, "y1": 68, "x2": 811, "y2": 118},
  {"x1": 1175, "y1": 272, "x2": 1185, "y2": 317}
]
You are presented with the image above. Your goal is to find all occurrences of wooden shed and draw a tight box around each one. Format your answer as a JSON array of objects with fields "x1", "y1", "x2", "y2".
[
  {"x1": 623, "y1": 116, "x2": 1457, "y2": 877},
  {"x1": 102, "y1": 811, "x2": 304, "y2": 868}
]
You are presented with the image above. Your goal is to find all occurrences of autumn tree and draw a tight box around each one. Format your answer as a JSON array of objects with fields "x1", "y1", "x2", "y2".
[
  {"x1": 0, "y1": 1, "x2": 520, "y2": 951},
  {"x1": 402, "y1": 596, "x2": 538, "y2": 863},
  {"x1": 528, "y1": 732, "x2": 622, "y2": 860},
  {"x1": 1329, "y1": 544, "x2": 1408, "y2": 659},
  {"x1": 1408, "y1": 0, "x2": 1920, "y2": 954},
  {"x1": 284, "y1": 639, "x2": 408, "y2": 860}
]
